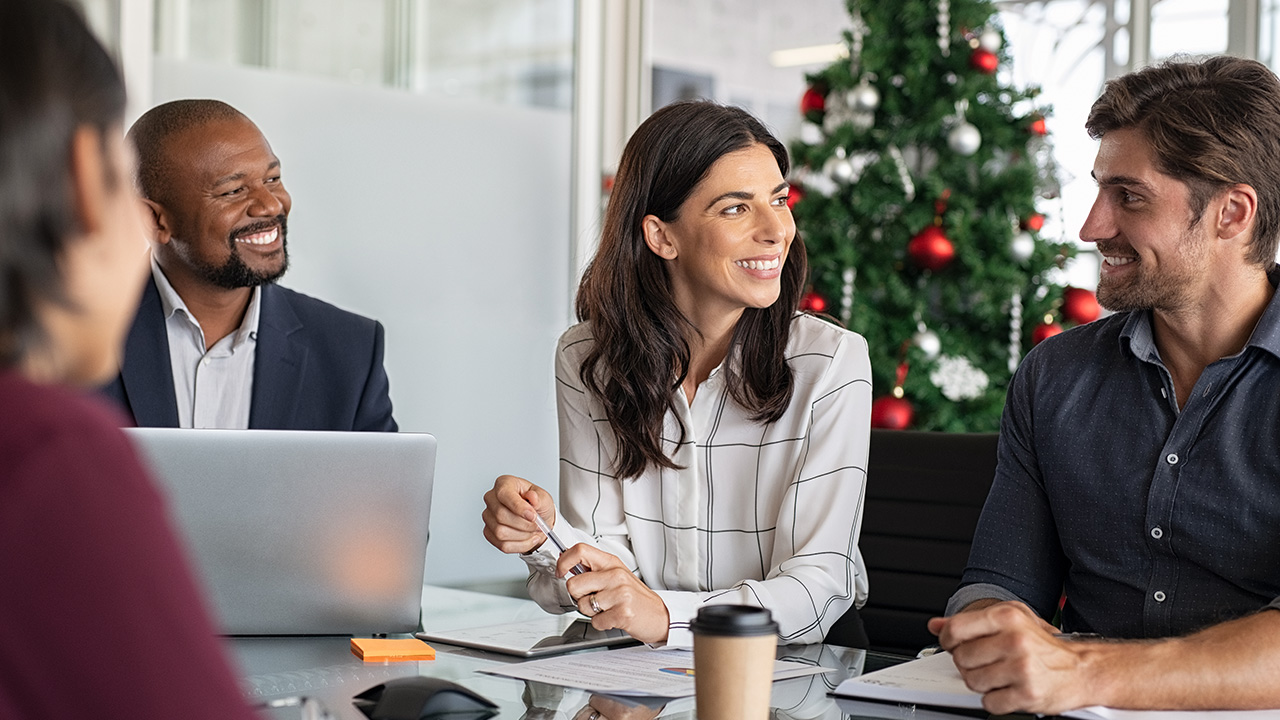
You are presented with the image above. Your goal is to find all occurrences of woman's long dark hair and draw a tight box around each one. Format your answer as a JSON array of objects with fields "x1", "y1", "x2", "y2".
[
  {"x1": 0, "y1": 0, "x2": 126, "y2": 367},
  {"x1": 575, "y1": 101, "x2": 808, "y2": 480}
]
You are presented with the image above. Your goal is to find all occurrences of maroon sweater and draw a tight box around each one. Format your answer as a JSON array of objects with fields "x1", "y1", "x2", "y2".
[{"x1": 0, "y1": 371, "x2": 258, "y2": 719}]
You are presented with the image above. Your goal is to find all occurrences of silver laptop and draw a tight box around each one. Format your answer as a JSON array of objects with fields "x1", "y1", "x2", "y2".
[{"x1": 125, "y1": 428, "x2": 435, "y2": 636}]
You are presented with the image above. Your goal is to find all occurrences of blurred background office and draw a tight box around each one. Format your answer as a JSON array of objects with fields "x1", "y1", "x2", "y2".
[{"x1": 72, "y1": 0, "x2": 1280, "y2": 592}]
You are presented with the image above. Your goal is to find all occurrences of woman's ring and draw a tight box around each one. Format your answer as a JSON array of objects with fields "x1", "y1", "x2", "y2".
[
  {"x1": 587, "y1": 711, "x2": 601, "y2": 720},
  {"x1": 589, "y1": 593, "x2": 602, "y2": 615}
]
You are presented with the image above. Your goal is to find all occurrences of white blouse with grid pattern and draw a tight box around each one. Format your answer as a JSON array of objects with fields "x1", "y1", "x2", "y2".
[{"x1": 521, "y1": 314, "x2": 872, "y2": 647}]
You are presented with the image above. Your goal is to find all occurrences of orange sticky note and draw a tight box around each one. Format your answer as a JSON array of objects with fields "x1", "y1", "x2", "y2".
[{"x1": 350, "y1": 637, "x2": 436, "y2": 662}]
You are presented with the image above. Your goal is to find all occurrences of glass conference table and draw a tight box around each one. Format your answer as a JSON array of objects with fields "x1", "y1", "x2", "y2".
[{"x1": 229, "y1": 586, "x2": 1037, "y2": 720}]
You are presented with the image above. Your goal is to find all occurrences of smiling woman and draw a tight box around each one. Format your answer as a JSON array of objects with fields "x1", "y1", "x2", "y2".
[{"x1": 482, "y1": 101, "x2": 873, "y2": 648}]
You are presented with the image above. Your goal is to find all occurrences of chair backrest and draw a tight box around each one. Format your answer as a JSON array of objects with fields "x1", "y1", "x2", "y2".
[{"x1": 832, "y1": 429, "x2": 999, "y2": 655}]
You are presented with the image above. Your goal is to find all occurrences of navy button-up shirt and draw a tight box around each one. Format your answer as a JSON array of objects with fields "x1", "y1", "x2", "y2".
[{"x1": 949, "y1": 270, "x2": 1280, "y2": 638}]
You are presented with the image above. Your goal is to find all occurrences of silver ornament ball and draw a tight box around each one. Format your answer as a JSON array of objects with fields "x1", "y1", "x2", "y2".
[
  {"x1": 1011, "y1": 232, "x2": 1036, "y2": 262},
  {"x1": 849, "y1": 83, "x2": 880, "y2": 113},
  {"x1": 913, "y1": 329, "x2": 942, "y2": 360},
  {"x1": 825, "y1": 155, "x2": 856, "y2": 183},
  {"x1": 948, "y1": 122, "x2": 982, "y2": 156}
]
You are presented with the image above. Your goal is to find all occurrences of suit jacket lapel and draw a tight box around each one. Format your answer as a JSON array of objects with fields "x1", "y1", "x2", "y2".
[
  {"x1": 120, "y1": 277, "x2": 180, "y2": 427},
  {"x1": 249, "y1": 283, "x2": 307, "y2": 429}
]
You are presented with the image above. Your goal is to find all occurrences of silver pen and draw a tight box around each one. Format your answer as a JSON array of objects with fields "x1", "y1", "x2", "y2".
[{"x1": 532, "y1": 512, "x2": 589, "y2": 577}]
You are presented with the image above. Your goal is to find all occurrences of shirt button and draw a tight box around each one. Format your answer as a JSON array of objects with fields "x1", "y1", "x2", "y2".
[
  {"x1": 1151, "y1": 527, "x2": 1163, "y2": 539},
  {"x1": 1154, "y1": 591, "x2": 1167, "y2": 602},
  {"x1": 201, "y1": 358, "x2": 210, "y2": 367},
  {"x1": 1166, "y1": 453, "x2": 1179, "y2": 465}
]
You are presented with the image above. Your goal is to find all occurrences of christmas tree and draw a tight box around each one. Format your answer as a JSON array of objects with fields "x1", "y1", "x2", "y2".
[{"x1": 789, "y1": 0, "x2": 1097, "y2": 432}]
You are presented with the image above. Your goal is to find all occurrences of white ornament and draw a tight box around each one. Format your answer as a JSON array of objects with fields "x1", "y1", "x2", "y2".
[
  {"x1": 1011, "y1": 231, "x2": 1035, "y2": 262},
  {"x1": 849, "y1": 7, "x2": 867, "y2": 75},
  {"x1": 799, "y1": 122, "x2": 824, "y2": 145},
  {"x1": 913, "y1": 329, "x2": 941, "y2": 359},
  {"x1": 929, "y1": 355, "x2": 990, "y2": 402},
  {"x1": 887, "y1": 145, "x2": 916, "y2": 201},
  {"x1": 1008, "y1": 291, "x2": 1023, "y2": 373},
  {"x1": 979, "y1": 28, "x2": 1003, "y2": 53},
  {"x1": 948, "y1": 122, "x2": 982, "y2": 156},
  {"x1": 937, "y1": 0, "x2": 951, "y2": 56},
  {"x1": 840, "y1": 267, "x2": 856, "y2": 325}
]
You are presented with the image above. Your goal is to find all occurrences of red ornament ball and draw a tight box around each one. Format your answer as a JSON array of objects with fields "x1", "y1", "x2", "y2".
[
  {"x1": 871, "y1": 395, "x2": 914, "y2": 430},
  {"x1": 786, "y1": 183, "x2": 805, "y2": 210},
  {"x1": 1032, "y1": 321, "x2": 1064, "y2": 345},
  {"x1": 800, "y1": 86, "x2": 826, "y2": 121},
  {"x1": 907, "y1": 226, "x2": 956, "y2": 272},
  {"x1": 799, "y1": 290, "x2": 827, "y2": 313},
  {"x1": 1022, "y1": 213, "x2": 1045, "y2": 232},
  {"x1": 970, "y1": 48, "x2": 999, "y2": 74},
  {"x1": 1029, "y1": 116, "x2": 1048, "y2": 136},
  {"x1": 1062, "y1": 287, "x2": 1101, "y2": 324}
]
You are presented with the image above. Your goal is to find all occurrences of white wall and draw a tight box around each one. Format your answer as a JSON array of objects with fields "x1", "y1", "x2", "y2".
[{"x1": 153, "y1": 59, "x2": 571, "y2": 586}]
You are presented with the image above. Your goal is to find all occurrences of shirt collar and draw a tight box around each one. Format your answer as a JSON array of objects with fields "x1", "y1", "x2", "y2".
[
  {"x1": 150, "y1": 255, "x2": 262, "y2": 350},
  {"x1": 1120, "y1": 263, "x2": 1280, "y2": 362}
]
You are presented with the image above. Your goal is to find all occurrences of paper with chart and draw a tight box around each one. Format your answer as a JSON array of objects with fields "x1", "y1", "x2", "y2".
[
  {"x1": 833, "y1": 651, "x2": 1280, "y2": 720},
  {"x1": 481, "y1": 644, "x2": 830, "y2": 697}
]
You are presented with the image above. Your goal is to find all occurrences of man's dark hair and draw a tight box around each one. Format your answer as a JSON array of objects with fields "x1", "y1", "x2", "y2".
[
  {"x1": 1087, "y1": 56, "x2": 1280, "y2": 266},
  {"x1": 127, "y1": 99, "x2": 246, "y2": 204},
  {"x1": 0, "y1": 0, "x2": 126, "y2": 367}
]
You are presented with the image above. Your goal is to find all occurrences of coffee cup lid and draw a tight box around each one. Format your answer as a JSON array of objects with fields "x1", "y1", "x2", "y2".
[{"x1": 689, "y1": 605, "x2": 779, "y2": 637}]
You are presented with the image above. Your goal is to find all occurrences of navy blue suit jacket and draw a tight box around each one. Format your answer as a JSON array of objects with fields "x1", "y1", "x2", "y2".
[{"x1": 102, "y1": 277, "x2": 397, "y2": 431}]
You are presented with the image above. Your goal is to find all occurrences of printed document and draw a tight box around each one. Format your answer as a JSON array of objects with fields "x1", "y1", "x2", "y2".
[
  {"x1": 481, "y1": 644, "x2": 829, "y2": 697},
  {"x1": 833, "y1": 651, "x2": 1280, "y2": 719}
]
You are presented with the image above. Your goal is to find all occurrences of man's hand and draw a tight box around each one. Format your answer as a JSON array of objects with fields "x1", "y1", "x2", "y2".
[
  {"x1": 560, "y1": 543, "x2": 670, "y2": 645},
  {"x1": 481, "y1": 474, "x2": 556, "y2": 554},
  {"x1": 572, "y1": 695, "x2": 664, "y2": 720},
  {"x1": 927, "y1": 601, "x2": 1101, "y2": 715}
]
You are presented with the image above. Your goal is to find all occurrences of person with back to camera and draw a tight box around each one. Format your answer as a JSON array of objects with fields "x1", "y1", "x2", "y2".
[
  {"x1": 482, "y1": 101, "x2": 873, "y2": 647},
  {"x1": 0, "y1": 1, "x2": 259, "y2": 718}
]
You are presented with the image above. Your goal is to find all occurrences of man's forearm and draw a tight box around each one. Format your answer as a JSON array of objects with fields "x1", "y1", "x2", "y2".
[{"x1": 1083, "y1": 608, "x2": 1280, "y2": 710}]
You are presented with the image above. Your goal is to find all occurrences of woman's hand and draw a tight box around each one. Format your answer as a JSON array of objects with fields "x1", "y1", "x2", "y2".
[
  {"x1": 559, "y1": 543, "x2": 670, "y2": 644},
  {"x1": 482, "y1": 474, "x2": 556, "y2": 554}
]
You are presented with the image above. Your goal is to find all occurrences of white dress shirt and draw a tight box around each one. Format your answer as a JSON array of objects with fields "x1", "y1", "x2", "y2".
[
  {"x1": 151, "y1": 259, "x2": 260, "y2": 429},
  {"x1": 523, "y1": 314, "x2": 872, "y2": 647}
]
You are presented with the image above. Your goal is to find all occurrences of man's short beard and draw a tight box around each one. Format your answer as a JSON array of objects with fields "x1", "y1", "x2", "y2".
[
  {"x1": 1095, "y1": 221, "x2": 1204, "y2": 314},
  {"x1": 194, "y1": 216, "x2": 289, "y2": 289}
]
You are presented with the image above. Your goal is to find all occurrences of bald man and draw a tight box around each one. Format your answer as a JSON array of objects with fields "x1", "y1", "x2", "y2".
[{"x1": 102, "y1": 100, "x2": 396, "y2": 431}]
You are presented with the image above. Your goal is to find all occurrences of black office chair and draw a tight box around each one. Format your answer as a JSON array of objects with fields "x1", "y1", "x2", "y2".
[{"x1": 825, "y1": 429, "x2": 999, "y2": 655}]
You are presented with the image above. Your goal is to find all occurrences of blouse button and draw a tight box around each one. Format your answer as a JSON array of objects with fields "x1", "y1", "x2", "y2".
[
  {"x1": 1154, "y1": 591, "x2": 1167, "y2": 602},
  {"x1": 1166, "y1": 453, "x2": 1179, "y2": 465},
  {"x1": 1151, "y1": 527, "x2": 1163, "y2": 539}
]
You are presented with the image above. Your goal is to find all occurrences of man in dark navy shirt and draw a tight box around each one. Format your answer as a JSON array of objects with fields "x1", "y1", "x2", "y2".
[{"x1": 930, "y1": 56, "x2": 1280, "y2": 715}]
